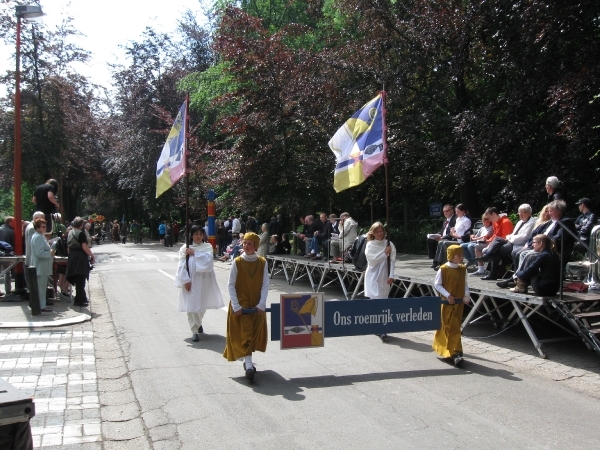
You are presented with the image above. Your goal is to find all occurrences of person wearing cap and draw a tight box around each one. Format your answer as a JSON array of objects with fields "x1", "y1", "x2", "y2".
[
  {"x1": 574, "y1": 198, "x2": 597, "y2": 254},
  {"x1": 175, "y1": 225, "x2": 224, "y2": 343},
  {"x1": 545, "y1": 176, "x2": 565, "y2": 203},
  {"x1": 223, "y1": 232, "x2": 269, "y2": 381},
  {"x1": 433, "y1": 245, "x2": 471, "y2": 367}
]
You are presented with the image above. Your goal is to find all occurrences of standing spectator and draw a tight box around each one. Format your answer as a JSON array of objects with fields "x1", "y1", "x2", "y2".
[
  {"x1": 175, "y1": 225, "x2": 225, "y2": 342},
  {"x1": 223, "y1": 232, "x2": 269, "y2": 380},
  {"x1": 165, "y1": 222, "x2": 173, "y2": 247},
  {"x1": 84, "y1": 222, "x2": 93, "y2": 247},
  {"x1": 574, "y1": 198, "x2": 597, "y2": 254},
  {"x1": 66, "y1": 217, "x2": 95, "y2": 307},
  {"x1": 30, "y1": 218, "x2": 55, "y2": 312},
  {"x1": 545, "y1": 176, "x2": 565, "y2": 204},
  {"x1": 232, "y1": 216, "x2": 242, "y2": 235},
  {"x1": 173, "y1": 221, "x2": 180, "y2": 244},
  {"x1": 112, "y1": 220, "x2": 120, "y2": 244},
  {"x1": 216, "y1": 220, "x2": 228, "y2": 256},
  {"x1": 121, "y1": 221, "x2": 129, "y2": 244},
  {"x1": 131, "y1": 220, "x2": 141, "y2": 244},
  {"x1": 0, "y1": 216, "x2": 15, "y2": 295},
  {"x1": 23, "y1": 212, "x2": 45, "y2": 297},
  {"x1": 32, "y1": 179, "x2": 59, "y2": 232},
  {"x1": 0, "y1": 217, "x2": 15, "y2": 247},
  {"x1": 158, "y1": 221, "x2": 166, "y2": 245},
  {"x1": 364, "y1": 222, "x2": 396, "y2": 341},
  {"x1": 245, "y1": 216, "x2": 256, "y2": 234},
  {"x1": 257, "y1": 223, "x2": 270, "y2": 257},
  {"x1": 433, "y1": 245, "x2": 471, "y2": 367},
  {"x1": 268, "y1": 216, "x2": 279, "y2": 236}
]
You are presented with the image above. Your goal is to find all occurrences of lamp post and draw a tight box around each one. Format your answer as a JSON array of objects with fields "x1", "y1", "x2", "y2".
[{"x1": 13, "y1": 5, "x2": 44, "y2": 293}]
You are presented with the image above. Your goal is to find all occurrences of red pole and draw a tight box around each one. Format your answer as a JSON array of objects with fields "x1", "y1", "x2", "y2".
[{"x1": 14, "y1": 16, "x2": 23, "y2": 258}]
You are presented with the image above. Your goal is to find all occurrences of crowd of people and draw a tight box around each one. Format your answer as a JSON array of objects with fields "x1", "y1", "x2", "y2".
[{"x1": 426, "y1": 176, "x2": 593, "y2": 298}]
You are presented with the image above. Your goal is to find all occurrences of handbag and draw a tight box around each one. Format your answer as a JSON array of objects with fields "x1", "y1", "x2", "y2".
[{"x1": 563, "y1": 282, "x2": 588, "y2": 293}]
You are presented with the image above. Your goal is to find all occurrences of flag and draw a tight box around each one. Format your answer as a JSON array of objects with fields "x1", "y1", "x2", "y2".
[
  {"x1": 328, "y1": 94, "x2": 385, "y2": 193},
  {"x1": 156, "y1": 101, "x2": 187, "y2": 198}
]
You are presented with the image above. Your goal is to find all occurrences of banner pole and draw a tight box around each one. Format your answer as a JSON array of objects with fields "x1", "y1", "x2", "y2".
[
  {"x1": 185, "y1": 95, "x2": 190, "y2": 271},
  {"x1": 381, "y1": 88, "x2": 391, "y2": 275}
]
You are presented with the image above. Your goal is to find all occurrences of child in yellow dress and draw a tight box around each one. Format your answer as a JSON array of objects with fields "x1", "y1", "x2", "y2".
[
  {"x1": 432, "y1": 245, "x2": 471, "y2": 367},
  {"x1": 223, "y1": 232, "x2": 269, "y2": 380}
]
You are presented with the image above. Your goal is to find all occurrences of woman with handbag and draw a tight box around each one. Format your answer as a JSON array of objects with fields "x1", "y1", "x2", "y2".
[{"x1": 66, "y1": 217, "x2": 95, "y2": 307}]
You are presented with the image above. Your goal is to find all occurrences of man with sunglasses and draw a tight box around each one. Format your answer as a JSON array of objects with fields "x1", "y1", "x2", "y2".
[{"x1": 427, "y1": 205, "x2": 456, "y2": 267}]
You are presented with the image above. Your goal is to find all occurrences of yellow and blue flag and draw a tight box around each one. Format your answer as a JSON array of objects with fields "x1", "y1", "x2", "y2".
[
  {"x1": 328, "y1": 94, "x2": 385, "y2": 193},
  {"x1": 156, "y1": 101, "x2": 187, "y2": 198}
]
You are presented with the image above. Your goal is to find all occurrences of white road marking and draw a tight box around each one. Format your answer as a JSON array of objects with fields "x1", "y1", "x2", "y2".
[
  {"x1": 157, "y1": 269, "x2": 228, "y2": 311},
  {"x1": 158, "y1": 269, "x2": 174, "y2": 280}
]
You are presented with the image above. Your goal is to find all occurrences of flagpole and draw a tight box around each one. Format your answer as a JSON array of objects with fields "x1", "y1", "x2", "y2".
[
  {"x1": 381, "y1": 88, "x2": 391, "y2": 275},
  {"x1": 184, "y1": 94, "x2": 190, "y2": 271}
]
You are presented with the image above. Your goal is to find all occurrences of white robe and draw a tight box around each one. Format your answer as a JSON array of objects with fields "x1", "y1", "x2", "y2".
[
  {"x1": 364, "y1": 239, "x2": 397, "y2": 299},
  {"x1": 174, "y1": 242, "x2": 225, "y2": 313}
]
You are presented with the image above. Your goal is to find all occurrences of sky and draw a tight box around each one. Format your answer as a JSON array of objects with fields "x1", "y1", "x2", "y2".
[{"x1": 2, "y1": 0, "x2": 209, "y2": 90}]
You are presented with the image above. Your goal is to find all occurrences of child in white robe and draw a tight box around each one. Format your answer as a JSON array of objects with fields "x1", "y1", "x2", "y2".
[
  {"x1": 174, "y1": 225, "x2": 225, "y2": 341},
  {"x1": 364, "y1": 221, "x2": 396, "y2": 341}
]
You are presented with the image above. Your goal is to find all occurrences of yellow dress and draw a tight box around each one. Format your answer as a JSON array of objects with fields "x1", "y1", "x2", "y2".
[
  {"x1": 432, "y1": 264, "x2": 466, "y2": 358},
  {"x1": 223, "y1": 256, "x2": 268, "y2": 361}
]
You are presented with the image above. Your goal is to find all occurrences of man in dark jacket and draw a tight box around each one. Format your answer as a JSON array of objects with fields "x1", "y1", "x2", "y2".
[
  {"x1": 573, "y1": 198, "x2": 597, "y2": 254},
  {"x1": 546, "y1": 200, "x2": 577, "y2": 265},
  {"x1": 32, "y1": 179, "x2": 59, "y2": 231},
  {"x1": 427, "y1": 205, "x2": 457, "y2": 264}
]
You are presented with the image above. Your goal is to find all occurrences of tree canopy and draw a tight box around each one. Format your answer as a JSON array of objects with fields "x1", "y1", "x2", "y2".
[{"x1": 0, "y1": 0, "x2": 599, "y2": 231}]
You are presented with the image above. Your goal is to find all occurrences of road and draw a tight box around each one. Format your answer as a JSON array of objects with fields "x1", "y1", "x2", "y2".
[{"x1": 92, "y1": 242, "x2": 600, "y2": 449}]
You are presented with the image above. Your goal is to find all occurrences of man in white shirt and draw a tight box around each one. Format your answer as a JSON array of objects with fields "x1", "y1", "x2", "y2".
[{"x1": 481, "y1": 204, "x2": 535, "y2": 280}]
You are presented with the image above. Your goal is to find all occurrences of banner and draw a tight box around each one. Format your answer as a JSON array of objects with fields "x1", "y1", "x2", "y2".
[
  {"x1": 156, "y1": 101, "x2": 187, "y2": 198},
  {"x1": 328, "y1": 94, "x2": 385, "y2": 193}
]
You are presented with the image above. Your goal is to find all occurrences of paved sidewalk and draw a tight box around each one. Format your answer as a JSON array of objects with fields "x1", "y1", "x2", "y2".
[
  {"x1": 0, "y1": 273, "x2": 150, "y2": 449},
  {"x1": 0, "y1": 325, "x2": 101, "y2": 447}
]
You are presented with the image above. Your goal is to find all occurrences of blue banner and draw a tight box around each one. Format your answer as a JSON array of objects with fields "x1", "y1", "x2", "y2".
[{"x1": 270, "y1": 297, "x2": 442, "y2": 341}]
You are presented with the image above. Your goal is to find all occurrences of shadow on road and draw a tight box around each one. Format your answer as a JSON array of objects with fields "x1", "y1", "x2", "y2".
[
  {"x1": 185, "y1": 333, "x2": 226, "y2": 354},
  {"x1": 231, "y1": 364, "x2": 521, "y2": 401}
]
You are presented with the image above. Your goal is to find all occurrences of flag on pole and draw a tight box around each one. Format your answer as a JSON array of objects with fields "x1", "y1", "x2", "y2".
[
  {"x1": 328, "y1": 94, "x2": 385, "y2": 193},
  {"x1": 156, "y1": 101, "x2": 187, "y2": 198}
]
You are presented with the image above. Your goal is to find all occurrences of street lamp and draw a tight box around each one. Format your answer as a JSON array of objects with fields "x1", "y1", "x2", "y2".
[{"x1": 13, "y1": 5, "x2": 44, "y2": 293}]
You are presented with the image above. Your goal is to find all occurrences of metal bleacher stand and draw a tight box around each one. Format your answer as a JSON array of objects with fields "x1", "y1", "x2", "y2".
[
  {"x1": 267, "y1": 222, "x2": 600, "y2": 358},
  {"x1": 549, "y1": 224, "x2": 600, "y2": 357}
]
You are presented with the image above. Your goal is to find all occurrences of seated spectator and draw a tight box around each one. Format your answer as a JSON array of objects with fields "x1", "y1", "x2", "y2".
[
  {"x1": 220, "y1": 233, "x2": 243, "y2": 262},
  {"x1": 461, "y1": 215, "x2": 493, "y2": 267},
  {"x1": 326, "y1": 212, "x2": 358, "y2": 262},
  {"x1": 303, "y1": 215, "x2": 323, "y2": 258},
  {"x1": 498, "y1": 205, "x2": 553, "y2": 288},
  {"x1": 427, "y1": 205, "x2": 456, "y2": 267},
  {"x1": 309, "y1": 213, "x2": 329, "y2": 259},
  {"x1": 318, "y1": 214, "x2": 338, "y2": 259},
  {"x1": 280, "y1": 233, "x2": 292, "y2": 254},
  {"x1": 432, "y1": 204, "x2": 471, "y2": 270},
  {"x1": 573, "y1": 198, "x2": 597, "y2": 255},
  {"x1": 478, "y1": 204, "x2": 535, "y2": 280},
  {"x1": 545, "y1": 199, "x2": 576, "y2": 263},
  {"x1": 293, "y1": 216, "x2": 307, "y2": 255},
  {"x1": 511, "y1": 234, "x2": 560, "y2": 296},
  {"x1": 470, "y1": 207, "x2": 514, "y2": 277},
  {"x1": 268, "y1": 234, "x2": 279, "y2": 254}
]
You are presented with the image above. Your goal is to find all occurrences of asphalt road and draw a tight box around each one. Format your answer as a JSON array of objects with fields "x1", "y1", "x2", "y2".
[{"x1": 92, "y1": 242, "x2": 600, "y2": 449}]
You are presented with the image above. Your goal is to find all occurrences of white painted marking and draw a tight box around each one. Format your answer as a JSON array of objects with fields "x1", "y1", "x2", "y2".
[
  {"x1": 158, "y1": 269, "x2": 174, "y2": 280},
  {"x1": 157, "y1": 269, "x2": 228, "y2": 311}
]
